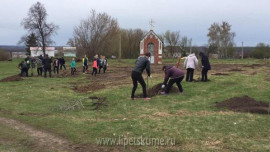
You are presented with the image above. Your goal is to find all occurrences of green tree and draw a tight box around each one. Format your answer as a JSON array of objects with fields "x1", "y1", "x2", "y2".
[
  {"x1": 251, "y1": 43, "x2": 270, "y2": 59},
  {"x1": 25, "y1": 33, "x2": 38, "y2": 55}
]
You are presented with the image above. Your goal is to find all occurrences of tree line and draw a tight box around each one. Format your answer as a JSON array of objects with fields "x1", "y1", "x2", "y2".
[{"x1": 19, "y1": 2, "x2": 270, "y2": 59}]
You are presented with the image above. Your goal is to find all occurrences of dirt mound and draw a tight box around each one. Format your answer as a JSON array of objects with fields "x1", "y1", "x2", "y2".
[
  {"x1": 265, "y1": 77, "x2": 270, "y2": 81},
  {"x1": 0, "y1": 74, "x2": 22, "y2": 82},
  {"x1": 136, "y1": 83, "x2": 179, "y2": 98},
  {"x1": 228, "y1": 68, "x2": 245, "y2": 72},
  {"x1": 73, "y1": 83, "x2": 105, "y2": 93},
  {"x1": 211, "y1": 73, "x2": 230, "y2": 76},
  {"x1": 243, "y1": 64, "x2": 263, "y2": 68},
  {"x1": 216, "y1": 96, "x2": 270, "y2": 114}
]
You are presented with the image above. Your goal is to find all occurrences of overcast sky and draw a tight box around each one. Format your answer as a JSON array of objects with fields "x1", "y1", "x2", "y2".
[{"x1": 0, "y1": 0, "x2": 269, "y2": 46}]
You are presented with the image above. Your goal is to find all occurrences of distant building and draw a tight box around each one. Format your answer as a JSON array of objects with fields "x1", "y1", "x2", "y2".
[
  {"x1": 140, "y1": 30, "x2": 163, "y2": 64},
  {"x1": 30, "y1": 47, "x2": 55, "y2": 57},
  {"x1": 62, "y1": 47, "x2": 76, "y2": 57},
  {"x1": 0, "y1": 45, "x2": 26, "y2": 58},
  {"x1": 12, "y1": 52, "x2": 27, "y2": 58}
]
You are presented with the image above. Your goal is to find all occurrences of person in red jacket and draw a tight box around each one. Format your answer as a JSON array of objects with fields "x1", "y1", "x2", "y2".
[
  {"x1": 92, "y1": 58, "x2": 98, "y2": 76},
  {"x1": 161, "y1": 66, "x2": 185, "y2": 95}
]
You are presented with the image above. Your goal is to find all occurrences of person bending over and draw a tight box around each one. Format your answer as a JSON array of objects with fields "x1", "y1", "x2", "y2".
[{"x1": 161, "y1": 66, "x2": 185, "y2": 95}]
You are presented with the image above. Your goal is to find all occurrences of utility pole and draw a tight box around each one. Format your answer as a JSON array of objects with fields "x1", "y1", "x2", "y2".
[
  {"x1": 241, "y1": 42, "x2": 244, "y2": 59},
  {"x1": 118, "y1": 33, "x2": 121, "y2": 61},
  {"x1": 189, "y1": 38, "x2": 192, "y2": 54}
]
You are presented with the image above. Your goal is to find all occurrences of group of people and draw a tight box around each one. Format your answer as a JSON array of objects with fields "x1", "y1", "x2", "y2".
[
  {"x1": 130, "y1": 52, "x2": 211, "y2": 101},
  {"x1": 18, "y1": 54, "x2": 108, "y2": 77},
  {"x1": 18, "y1": 55, "x2": 66, "y2": 78},
  {"x1": 81, "y1": 54, "x2": 108, "y2": 76}
]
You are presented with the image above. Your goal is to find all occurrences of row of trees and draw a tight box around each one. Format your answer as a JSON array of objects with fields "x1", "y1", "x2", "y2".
[{"x1": 20, "y1": 2, "x2": 269, "y2": 59}]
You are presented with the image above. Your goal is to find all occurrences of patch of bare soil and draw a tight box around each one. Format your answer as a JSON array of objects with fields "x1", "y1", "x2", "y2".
[
  {"x1": 135, "y1": 83, "x2": 179, "y2": 98},
  {"x1": 265, "y1": 77, "x2": 270, "y2": 81},
  {"x1": 73, "y1": 84, "x2": 106, "y2": 93},
  {"x1": 0, "y1": 74, "x2": 22, "y2": 82},
  {"x1": 0, "y1": 117, "x2": 123, "y2": 152},
  {"x1": 228, "y1": 68, "x2": 245, "y2": 72},
  {"x1": 211, "y1": 73, "x2": 230, "y2": 76},
  {"x1": 216, "y1": 96, "x2": 270, "y2": 114},
  {"x1": 243, "y1": 64, "x2": 264, "y2": 68},
  {"x1": 17, "y1": 112, "x2": 50, "y2": 117}
]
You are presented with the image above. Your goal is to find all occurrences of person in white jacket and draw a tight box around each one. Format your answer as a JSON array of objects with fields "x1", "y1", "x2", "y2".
[{"x1": 183, "y1": 53, "x2": 198, "y2": 82}]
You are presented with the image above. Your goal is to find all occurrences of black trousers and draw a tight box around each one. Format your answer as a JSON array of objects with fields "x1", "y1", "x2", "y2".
[
  {"x1": 54, "y1": 66, "x2": 59, "y2": 74},
  {"x1": 71, "y1": 68, "x2": 76, "y2": 75},
  {"x1": 83, "y1": 65, "x2": 88, "y2": 73},
  {"x1": 20, "y1": 68, "x2": 28, "y2": 77},
  {"x1": 44, "y1": 68, "x2": 51, "y2": 78},
  {"x1": 92, "y1": 68, "x2": 97, "y2": 76},
  {"x1": 37, "y1": 67, "x2": 43, "y2": 76},
  {"x1": 99, "y1": 66, "x2": 103, "y2": 74},
  {"x1": 201, "y1": 68, "x2": 209, "y2": 81},
  {"x1": 60, "y1": 64, "x2": 66, "y2": 70},
  {"x1": 186, "y1": 68, "x2": 194, "y2": 82},
  {"x1": 103, "y1": 65, "x2": 107, "y2": 73},
  {"x1": 131, "y1": 71, "x2": 147, "y2": 98},
  {"x1": 165, "y1": 76, "x2": 184, "y2": 93}
]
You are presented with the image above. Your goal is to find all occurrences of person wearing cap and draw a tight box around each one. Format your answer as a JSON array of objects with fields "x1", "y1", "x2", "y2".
[
  {"x1": 161, "y1": 66, "x2": 185, "y2": 95},
  {"x1": 131, "y1": 52, "x2": 151, "y2": 101}
]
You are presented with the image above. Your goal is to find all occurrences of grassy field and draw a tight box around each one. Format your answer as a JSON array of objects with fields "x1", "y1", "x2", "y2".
[{"x1": 0, "y1": 58, "x2": 270, "y2": 151}]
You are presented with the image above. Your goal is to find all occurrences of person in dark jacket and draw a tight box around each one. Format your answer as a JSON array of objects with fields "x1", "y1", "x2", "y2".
[
  {"x1": 161, "y1": 66, "x2": 185, "y2": 94},
  {"x1": 43, "y1": 54, "x2": 52, "y2": 78},
  {"x1": 102, "y1": 56, "x2": 108, "y2": 73},
  {"x1": 59, "y1": 57, "x2": 66, "y2": 70},
  {"x1": 53, "y1": 58, "x2": 60, "y2": 74},
  {"x1": 82, "y1": 55, "x2": 88, "y2": 73},
  {"x1": 131, "y1": 52, "x2": 151, "y2": 101},
  {"x1": 94, "y1": 54, "x2": 101, "y2": 73},
  {"x1": 18, "y1": 61, "x2": 28, "y2": 77},
  {"x1": 199, "y1": 52, "x2": 211, "y2": 82},
  {"x1": 36, "y1": 58, "x2": 43, "y2": 76},
  {"x1": 25, "y1": 56, "x2": 31, "y2": 70}
]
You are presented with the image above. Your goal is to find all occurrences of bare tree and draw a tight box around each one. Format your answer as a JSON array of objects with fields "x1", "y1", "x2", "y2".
[
  {"x1": 69, "y1": 9, "x2": 119, "y2": 58},
  {"x1": 21, "y1": 2, "x2": 58, "y2": 56},
  {"x1": 207, "y1": 21, "x2": 235, "y2": 58},
  {"x1": 120, "y1": 28, "x2": 146, "y2": 58},
  {"x1": 164, "y1": 30, "x2": 180, "y2": 58}
]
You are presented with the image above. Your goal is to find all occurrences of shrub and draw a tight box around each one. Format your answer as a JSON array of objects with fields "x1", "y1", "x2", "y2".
[{"x1": 0, "y1": 50, "x2": 10, "y2": 61}]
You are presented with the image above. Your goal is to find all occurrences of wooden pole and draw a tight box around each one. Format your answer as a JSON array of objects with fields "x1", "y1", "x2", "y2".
[
  {"x1": 176, "y1": 55, "x2": 182, "y2": 68},
  {"x1": 118, "y1": 33, "x2": 121, "y2": 62}
]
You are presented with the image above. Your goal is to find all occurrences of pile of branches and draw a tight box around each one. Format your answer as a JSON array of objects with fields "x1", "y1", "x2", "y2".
[{"x1": 55, "y1": 96, "x2": 108, "y2": 112}]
